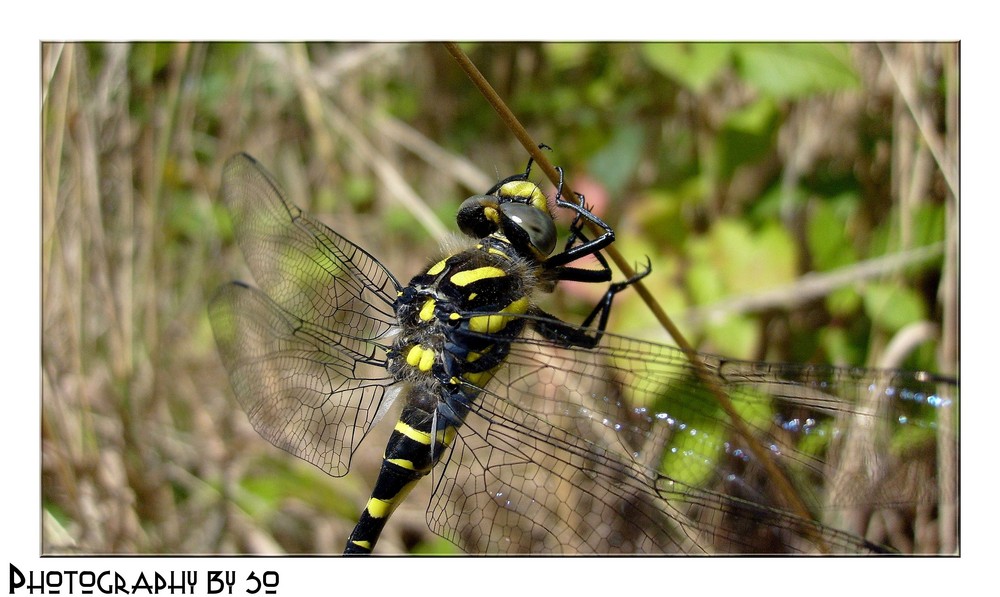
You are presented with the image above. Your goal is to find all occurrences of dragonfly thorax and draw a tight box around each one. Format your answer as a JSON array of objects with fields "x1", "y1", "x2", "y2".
[{"x1": 387, "y1": 238, "x2": 539, "y2": 413}]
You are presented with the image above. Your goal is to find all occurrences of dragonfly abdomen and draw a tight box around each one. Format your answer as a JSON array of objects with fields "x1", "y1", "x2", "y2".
[
  {"x1": 346, "y1": 242, "x2": 536, "y2": 554},
  {"x1": 344, "y1": 401, "x2": 459, "y2": 554}
]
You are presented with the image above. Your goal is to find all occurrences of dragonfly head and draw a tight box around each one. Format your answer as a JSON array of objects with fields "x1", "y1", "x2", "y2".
[{"x1": 457, "y1": 175, "x2": 557, "y2": 259}]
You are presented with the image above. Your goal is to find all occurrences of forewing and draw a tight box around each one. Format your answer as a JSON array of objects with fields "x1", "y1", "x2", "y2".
[
  {"x1": 211, "y1": 153, "x2": 403, "y2": 476},
  {"x1": 220, "y1": 153, "x2": 399, "y2": 338}
]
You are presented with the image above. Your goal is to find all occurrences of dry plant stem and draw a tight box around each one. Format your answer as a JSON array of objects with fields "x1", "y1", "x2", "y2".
[
  {"x1": 288, "y1": 44, "x2": 449, "y2": 241},
  {"x1": 936, "y1": 42, "x2": 959, "y2": 554},
  {"x1": 375, "y1": 114, "x2": 495, "y2": 192},
  {"x1": 880, "y1": 43, "x2": 957, "y2": 553},
  {"x1": 686, "y1": 242, "x2": 945, "y2": 325},
  {"x1": 877, "y1": 43, "x2": 958, "y2": 198},
  {"x1": 442, "y1": 41, "x2": 828, "y2": 549}
]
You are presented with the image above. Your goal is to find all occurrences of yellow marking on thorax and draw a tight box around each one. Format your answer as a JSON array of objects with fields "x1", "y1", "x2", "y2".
[
  {"x1": 420, "y1": 349, "x2": 435, "y2": 371},
  {"x1": 426, "y1": 259, "x2": 448, "y2": 276},
  {"x1": 405, "y1": 345, "x2": 436, "y2": 372},
  {"x1": 450, "y1": 266, "x2": 507, "y2": 287},
  {"x1": 405, "y1": 345, "x2": 422, "y2": 366},
  {"x1": 483, "y1": 206, "x2": 500, "y2": 224},
  {"x1": 462, "y1": 369, "x2": 498, "y2": 388},
  {"x1": 419, "y1": 298, "x2": 436, "y2": 321},
  {"x1": 467, "y1": 296, "x2": 531, "y2": 334}
]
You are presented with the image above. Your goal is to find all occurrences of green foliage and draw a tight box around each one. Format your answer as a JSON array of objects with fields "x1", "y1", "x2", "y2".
[
  {"x1": 588, "y1": 123, "x2": 644, "y2": 195},
  {"x1": 653, "y1": 374, "x2": 725, "y2": 488},
  {"x1": 819, "y1": 326, "x2": 865, "y2": 367},
  {"x1": 704, "y1": 315, "x2": 760, "y2": 361},
  {"x1": 239, "y1": 457, "x2": 358, "y2": 521},
  {"x1": 735, "y1": 43, "x2": 860, "y2": 98},
  {"x1": 641, "y1": 42, "x2": 860, "y2": 99},
  {"x1": 641, "y1": 43, "x2": 732, "y2": 94},
  {"x1": 410, "y1": 535, "x2": 463, "y2": 555},
  {"x1": 717, "y1": 97, "x2": 780, "y2": 179},
  {"x1": 862, "y1": 282, "x2": 928, "y2": 333},
  {"x1": 688, "y1": 219, "x2": 798, "y2": 298},
  {"x1": 807, "y1": 196, "x2": 860, "y2": 272}
]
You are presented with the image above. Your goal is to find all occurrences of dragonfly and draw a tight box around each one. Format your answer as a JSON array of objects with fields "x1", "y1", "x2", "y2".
[{"x1": 209, "y1": 152, "x2": 958, "y2": 555}]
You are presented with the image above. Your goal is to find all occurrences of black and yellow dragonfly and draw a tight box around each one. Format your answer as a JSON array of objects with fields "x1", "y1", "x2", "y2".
[{"x1": 210, "y1": 152, "x2": 957, "y2": 555}]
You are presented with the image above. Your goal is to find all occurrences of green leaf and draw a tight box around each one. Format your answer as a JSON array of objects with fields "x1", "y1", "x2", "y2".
[
  {"x1": 862, "y1": 283, "x2": 927, "y2": 332},
  {"x1": 588, "y1": 123, "x2": 645, "y2": 194},
  {"x1": 686, "y1": 259, "x2": 724, "y2": 305},
  {"x1": 641, "y1": 42, "x2": 733, "y2": 93},
  {"x1": 911, "y1": 203, "x2": 947, "y2": 247},
  {"x1": 238, "y1": 457, "x2": 357, "y2": 520},
  {"x1": 411, "y1": 535, "x2": 463, "y2": 555},
  {"x1": 806, "y1": 196, "x2": 858, "y2": 271},
  {"x1": 819, "y1": 326, "x2": 862, "y2": 367},
  {"x1": 726, "y1": 95, "x2": 778, "y2": 133},
  {"x1": 687, "y1": 219, "x2": 797, "y2": 304},
  {"x1": 735, "y1": 43, "x2": 860, "y2": 98},
  {"x1": 543, "y1": 42, "x2": 593, "y2": 70},
  {"x1": 705, "y1": 314, "x2": 760, "y2": 360},
  {"x1": 825, "y1": 286, "x2": 862, "y2": 318},
  {"x1": 721, "y1": 220, "x2": 798, "y2": 294},
  {"x1": 891, "y1": 423, "x2": 937, "y2": 455},
  {"x1": 653, "y1": 374, "x2": 726, "y2": 488},
  {"x1": 717, "y1": 97, "x2": 779, "y2": 178}
]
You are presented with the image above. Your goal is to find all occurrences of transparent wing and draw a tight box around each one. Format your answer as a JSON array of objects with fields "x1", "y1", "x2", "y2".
[
  {"x1": 210, "y1": 283, "x2": 394, "y2": 476},
  {"x1": 427, "y1": 321, "x2": 957, "y2": 554},
  {"x1": 210, "y1": 153, "x2": 402, "y2": 476},
  {"x1": 220, "y1": 153, "x2": 399, "y2": 335}
]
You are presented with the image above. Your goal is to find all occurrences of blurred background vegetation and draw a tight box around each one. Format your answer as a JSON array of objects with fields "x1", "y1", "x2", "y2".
[{"x1": 41, "y1": 42, "x2": 957, "y2": 554}]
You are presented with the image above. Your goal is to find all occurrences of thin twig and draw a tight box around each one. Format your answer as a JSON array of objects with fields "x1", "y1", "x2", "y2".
[
  {"x1": 878, "y1": 43, "x2": 958, "y2": 199},
  {"x1": 685, "y1": 243, "x2": 945, "y2": 326}
]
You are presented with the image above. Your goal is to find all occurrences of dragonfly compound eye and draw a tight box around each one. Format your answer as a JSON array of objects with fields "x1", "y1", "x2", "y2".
[{"x1": 500, "y1": 201, "x2": 557, "y2": 256}]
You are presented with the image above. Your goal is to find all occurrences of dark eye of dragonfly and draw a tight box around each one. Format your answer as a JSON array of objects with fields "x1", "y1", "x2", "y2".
[
  {"x1": 210, "y1": 152, "x2": 958, "y2": 556},
  {"x1": 457, "y1": 194, "x2": 557, "y2": 257},
  {"x1": 498, "y1": 201, "x2": 557, "y2": 256}
]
